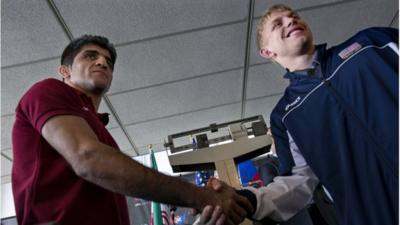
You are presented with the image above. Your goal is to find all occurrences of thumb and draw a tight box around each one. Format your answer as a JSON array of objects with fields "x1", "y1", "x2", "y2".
[{"x1": 207, "y1": 177, "x2": 223, "y2": 191}]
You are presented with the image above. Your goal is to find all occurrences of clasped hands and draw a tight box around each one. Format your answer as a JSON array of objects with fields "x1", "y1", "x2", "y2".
[{"x1": 194, "y1": 178, "x2": 253, "y2": 225}]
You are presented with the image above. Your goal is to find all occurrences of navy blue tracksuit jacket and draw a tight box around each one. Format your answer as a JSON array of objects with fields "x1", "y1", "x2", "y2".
[{"x1": 270, "y1": 27, "x2": 398, "y2": 225}]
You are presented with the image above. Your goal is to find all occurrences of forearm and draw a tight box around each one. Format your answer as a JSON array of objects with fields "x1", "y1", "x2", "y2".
[
  {"x1": 42, "y1": 115, "x2": 251, "y2": 224},
  {"x1": 42, "y1": 115, "x2": 211, "y2": 210},
  {"x1": 74, "y1": 141, "x2": 211, "y2": 209}
]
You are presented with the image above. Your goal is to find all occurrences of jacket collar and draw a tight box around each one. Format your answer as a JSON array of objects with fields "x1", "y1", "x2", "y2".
[{"x1": 283, "y1": 44, "x2": 327, "y2": 80}]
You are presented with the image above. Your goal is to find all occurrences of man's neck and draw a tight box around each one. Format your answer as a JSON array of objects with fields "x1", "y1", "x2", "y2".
[
  {"x1": 281, "y1": 46, "x2": 316, "y2": 72},
  {"x1": 91, "y1": 96, "x2": 102, "y2": 111},
  {"x1": 65, "y1": 81, "x2": 102, "y2": 111}
]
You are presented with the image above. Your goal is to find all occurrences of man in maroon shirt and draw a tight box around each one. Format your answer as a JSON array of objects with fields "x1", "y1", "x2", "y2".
[{"x1": 12, "y1": 35, "x2": 251, "y2": 225}]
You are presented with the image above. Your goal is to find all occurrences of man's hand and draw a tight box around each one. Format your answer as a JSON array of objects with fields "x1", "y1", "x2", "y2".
[
  {"x1": 193, "y1": 205, "x2": 225, "y2": 225},
  {"x1": 202, "y1": 178, "x2": 253, "y2": 225}
]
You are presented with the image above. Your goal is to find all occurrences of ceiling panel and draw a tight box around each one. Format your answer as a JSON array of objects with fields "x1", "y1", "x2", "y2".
[
  {"x1": 1, "y1": 151, "x2": 12, "y2": 184},
  {"x1": 1, "y1": 115, "x2": 15, "y2": 151},
  {"x1": 391, "y1": 12, "x2": 399, "y2": 27},
  {"x1": 1, "y1": 150, "x2": 13, "y2": 160},
  {"x1": 1, "y1": 59, "x2": 59, "y2": 116},
  {"x1": 245, "y1": 95, "x2": 284, "y2": 127},
  {"x1": 246, "y1": 63, "x2": 288, "y2": 99},
  {"x1": 125, "y1": 103, "x2": 241, "y2": 154},
  {"x1": 1, "y1": 0, "x2": 69, "y2": 67},
  {"x1": 108, "y1": 128, "x2": 134, "y2": 153},
  {"x1": 1, "y1": 156, "x2": 12, "y2": 177},
  {"x1": 254, "y1": 0, "x2": 343, "y2": 17},
  {"x1": 54, "y1": 0, "x2": 248, "y2": 45},
  {"x1": 110, "y1": 69, "x2": 243, "y2": 125},
  {"x1": 303, "y1": 0, "x2": 398, "y2": 46},
  {"x1": 109, "y1": 23, "x2": 247, "y2": 94}
]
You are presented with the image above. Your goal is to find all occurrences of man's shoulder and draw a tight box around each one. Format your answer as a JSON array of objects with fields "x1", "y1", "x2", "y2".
[
  {"x1": 31, "y1": 78, "x2": 65, "y2": 90},
  {"x1": 332, "y1": 27, "x2": 398, "y2": 52},
  {"x1": 23, "y1": 78, "x2": 69, "y2": 98},
  {"x1": 18, "y1": 78, "x2": 75, "y2": 110},
  {"x1": 355, "y1": 27, "x2": 397, "y2": 42},
  {"x1": 15, "y1": 78, "x2": 84, "y2": 130},
  {"x1": 356, "y1": 27, "x2": 398, "y2": 35},
  {"x1": 321, "y1": 27, "x2": 398, "y2": 66}
]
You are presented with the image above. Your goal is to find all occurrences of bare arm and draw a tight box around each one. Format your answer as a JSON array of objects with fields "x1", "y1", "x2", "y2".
[{"x1": 42, "y1": 115, "x2": 251, "y2": 224}]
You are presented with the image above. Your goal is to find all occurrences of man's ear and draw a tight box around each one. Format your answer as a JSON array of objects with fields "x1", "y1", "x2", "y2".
[
  {"x1": 259, "y1": 48, "x2": 276, "y2": 59},
  {"x1": 58, "y1": 65, "x2": 71, "y2": 80}
]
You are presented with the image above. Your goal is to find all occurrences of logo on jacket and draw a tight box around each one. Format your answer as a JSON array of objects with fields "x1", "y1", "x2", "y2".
[
  {"x1": 338, "y1": 42, "x2": 362, "y2": 60},
  {"x1": 285, "y1": 96, "x2": 301, "y2": 111},
  {"x1": 82, "y1": 106, "x2": 89, "y2": 111}
]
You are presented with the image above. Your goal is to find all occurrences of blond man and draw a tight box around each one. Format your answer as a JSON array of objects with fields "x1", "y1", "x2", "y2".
[{"x1": 202, "y1": 4, "x2": 398, "y2": 225}]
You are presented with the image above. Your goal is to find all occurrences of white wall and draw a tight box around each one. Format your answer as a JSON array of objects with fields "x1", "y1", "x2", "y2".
[{"x1": 1, "y1": 182, "x2": 16, "y2": 218}]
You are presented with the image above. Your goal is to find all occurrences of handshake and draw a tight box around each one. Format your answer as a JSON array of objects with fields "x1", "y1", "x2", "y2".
[{"x1": 192, "y1": 177, "x2": 254, "y2": 225}]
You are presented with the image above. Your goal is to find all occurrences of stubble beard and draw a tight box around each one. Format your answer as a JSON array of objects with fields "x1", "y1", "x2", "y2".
[
  {"x1": 91, "y1": 81, "x2": 110, "y2": 96},
  {"x1": 78, "y1": 78, "x2": 111, "y2": 96}
]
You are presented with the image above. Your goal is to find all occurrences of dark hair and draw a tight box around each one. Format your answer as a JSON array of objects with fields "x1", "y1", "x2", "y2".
[{"x1": 60, "y1": 35, "x2": 117, "y2": 69}]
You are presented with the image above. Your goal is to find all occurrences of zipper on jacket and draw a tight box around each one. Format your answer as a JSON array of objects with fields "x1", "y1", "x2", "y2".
[{"x1": 322, "y1": 78, "x2": 397, "y2": 178}]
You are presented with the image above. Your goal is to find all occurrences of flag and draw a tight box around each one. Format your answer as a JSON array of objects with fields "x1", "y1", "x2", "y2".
[
  {"x1": 149, "y1": 144, "x2": 174, "y2": 225},
  {"x1": 149, "y1": 144, "x2": 163, "y2": 225},
  {"x1": 195, "y1": 170, "x2": 213, "y2": 187},
  {"x1": 161, "y1": 204, "x2": 172, "y2": 225},
  {"x1": 174, "y1": 211, "x2": 188, "y2": 225}
]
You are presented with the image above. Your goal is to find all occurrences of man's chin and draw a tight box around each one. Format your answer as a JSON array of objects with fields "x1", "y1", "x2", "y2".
[
  {"x1": 91, "y1": 82, "x2": 111, "y2": 95},
  {"x1": 289, "y1": 36, "x2": 311, "y2": 48}
]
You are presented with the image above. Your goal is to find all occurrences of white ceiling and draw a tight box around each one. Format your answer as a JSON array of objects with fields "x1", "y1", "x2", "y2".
[{"x1": 1, "y1": 0, "x2": 398, "y2": 184}]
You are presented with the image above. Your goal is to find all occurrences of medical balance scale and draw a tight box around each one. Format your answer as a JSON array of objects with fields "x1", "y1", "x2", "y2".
[{"x1": 164, "y1": 115, "x2": 272, "y2": 225}]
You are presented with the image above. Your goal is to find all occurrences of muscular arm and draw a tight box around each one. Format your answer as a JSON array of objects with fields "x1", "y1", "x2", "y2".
[{"x1": 42, "y1": 115, "x2": 251, "y2": 224}]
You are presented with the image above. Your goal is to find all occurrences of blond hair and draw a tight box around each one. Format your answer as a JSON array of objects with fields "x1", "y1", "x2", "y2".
[{"x1": 256, "y1": 4, "x2": 295, "y2": 50}]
